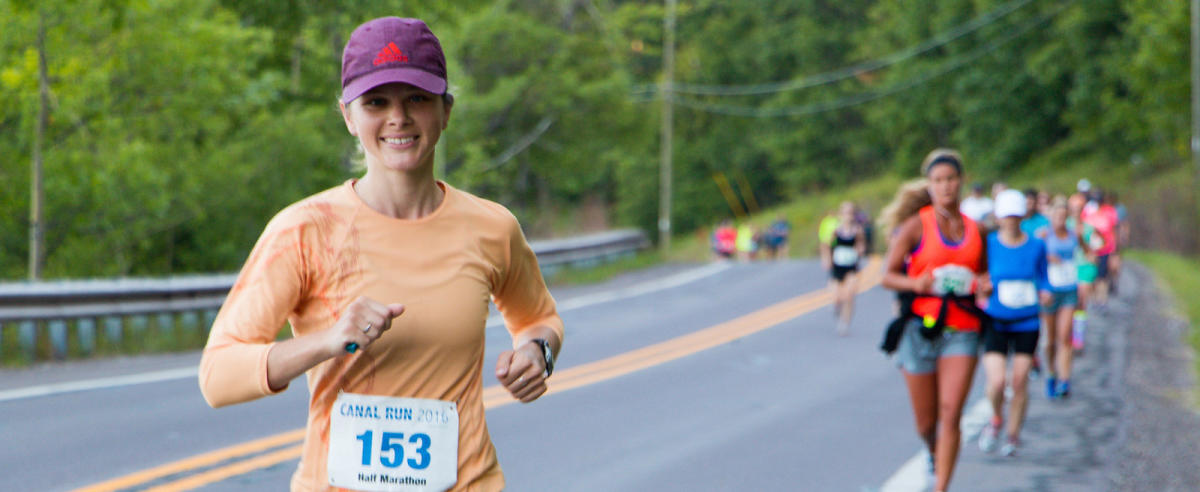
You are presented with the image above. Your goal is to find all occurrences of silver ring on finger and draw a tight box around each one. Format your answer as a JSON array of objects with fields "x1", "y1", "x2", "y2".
[
  {"x1": 362, "y1": 322, "x2": 372, "y2": 333},
  {"x1": 517, "y1": 376, "x2": 524, "y2": 384}
]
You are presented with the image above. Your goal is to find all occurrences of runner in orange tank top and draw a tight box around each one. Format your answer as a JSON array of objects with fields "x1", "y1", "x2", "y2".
[
  {"x1": 879, "y1": 148, "x2": 988, "y2": 492},
  {"x1": 908, "y1": 206, "x2": 984, "y2": 331}
]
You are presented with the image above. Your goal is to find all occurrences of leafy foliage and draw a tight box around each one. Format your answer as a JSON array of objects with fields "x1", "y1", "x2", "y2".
[{"x1": 0, "y1": 0, "x2": 1193, "y2": 279}]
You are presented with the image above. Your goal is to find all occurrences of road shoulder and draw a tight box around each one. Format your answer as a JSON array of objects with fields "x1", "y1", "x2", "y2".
[
  {"x1": 945, "y1": 261, "x2": 1199, "y2": 492},
  {"x1": 1108, "y1": 262, "x2": 1200, "y2": 491}
]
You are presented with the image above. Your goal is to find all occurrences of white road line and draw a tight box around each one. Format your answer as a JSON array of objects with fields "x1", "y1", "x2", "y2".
[
  {"x1": 880, "y1": 397, "x2": 993, "y2": 491},
  {"x1": 4, "y1": 262, "x2": 733, "y2": 402},
  {"x1": 0, "y1": 366, "x2": 197, "y2": 403}
]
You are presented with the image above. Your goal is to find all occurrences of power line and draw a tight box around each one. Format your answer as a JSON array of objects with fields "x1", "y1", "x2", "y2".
[
  {"x1": 668, "y1": 0, "x2": 1071, "y2": 118},
  {"x1": 631, "y1": 0, "x2": 1038, "y2": 97},
  {"x1": 476, "y1": 116, "x2": 556, "y2": 173}
]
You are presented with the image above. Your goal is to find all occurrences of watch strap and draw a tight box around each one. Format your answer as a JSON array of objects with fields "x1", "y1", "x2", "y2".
[{"x1": 532, "y1": 338, "x2": 554, "y2": 377}]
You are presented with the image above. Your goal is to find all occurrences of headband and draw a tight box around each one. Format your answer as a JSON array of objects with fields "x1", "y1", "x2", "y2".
[{"x1": 925, "y1": 155, "x2": 962, "y2": 175}]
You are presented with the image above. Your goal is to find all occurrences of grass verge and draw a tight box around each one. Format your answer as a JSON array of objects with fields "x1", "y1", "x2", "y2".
[
  {"x1": 544, "y1": 249, "x2": 664, "y2": 287},
  {"x1": 1126, "y1": 250, "x2": 1200, "y2": 379}
]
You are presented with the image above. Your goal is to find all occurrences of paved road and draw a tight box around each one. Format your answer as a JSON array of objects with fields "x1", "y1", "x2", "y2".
[{"x1": 2, "y1": 259, "x2": 1187, "y2": 491}]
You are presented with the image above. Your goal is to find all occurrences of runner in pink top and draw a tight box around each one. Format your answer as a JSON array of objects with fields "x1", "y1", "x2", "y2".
[
  {"x1": 1081, "y1": 188, "x2": 1119, "y2": 307},
  {"x1": 199, "y1": 17, "x2": 563, "y2": 492}
]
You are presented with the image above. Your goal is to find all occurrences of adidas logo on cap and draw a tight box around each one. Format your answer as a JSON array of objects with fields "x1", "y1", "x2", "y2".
[{"x1": 373, "y1": 42, "x2": 409, "y2": 66}]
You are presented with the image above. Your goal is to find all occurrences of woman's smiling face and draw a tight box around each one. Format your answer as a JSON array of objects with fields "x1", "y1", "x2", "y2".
[{"x1": 340, "y1": 82, "x2": 451, "y2": 174}]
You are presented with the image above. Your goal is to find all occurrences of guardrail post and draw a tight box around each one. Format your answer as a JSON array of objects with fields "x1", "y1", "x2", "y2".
[
  {"x1": 157, "y1": 313, "x2": 174, "y2": 333},
  {"x1": 48, "y1": 319, "x2": 67, "y2": 360},
  {"x1": 77, "y1": 317, "x2": 96, "y2": 356},
  {"x1": 18, "y1": 320, "x2": 36, "y2": 361},
  {"x1": 104, "y1": 316, "x2": 122, "y2": 349},
  {"x1": 180, "y1": 311, "x2": 199, "y2": 346},
  {"x1": 203, "y1": 309, "x2": 218, "y2": 334},
  {"x1": 129, "y1": 315, "x2": 148, "y2": 350}
]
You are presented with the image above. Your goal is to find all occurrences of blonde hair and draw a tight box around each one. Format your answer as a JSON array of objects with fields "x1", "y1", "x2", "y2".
[{"x1": 878, "y1": 178, "x2": 931, "y2": 235}]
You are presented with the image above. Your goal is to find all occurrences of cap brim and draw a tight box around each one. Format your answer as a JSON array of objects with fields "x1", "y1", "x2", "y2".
[{"x1": 341, "y1": 67, "x2": 447, "y2": 104}]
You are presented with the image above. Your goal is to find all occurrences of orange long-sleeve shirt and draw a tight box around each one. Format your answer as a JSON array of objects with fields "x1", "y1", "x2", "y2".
[{"x1": 199, "y1": 180, "x2": 564, "y2": 491}]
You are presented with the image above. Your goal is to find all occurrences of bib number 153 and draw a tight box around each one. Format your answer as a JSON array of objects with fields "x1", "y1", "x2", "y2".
[
  {"x1": 328, "y1": 393, "x2": 459, "y2": 491},
  {"x1": 357, "y1": 431, "x2": 432, "y2": 470}
]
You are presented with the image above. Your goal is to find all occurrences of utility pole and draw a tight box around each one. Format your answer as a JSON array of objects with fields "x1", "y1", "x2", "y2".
[
  {"x1": 658, "y1": 0, "x2": 676, "y2": 252},
  {"x1": 30, "y1": 11, "x2": 49, "y2": 280},
  {"x1": 1192, "y1": 0, "x2": 1200, "y2": 186}
]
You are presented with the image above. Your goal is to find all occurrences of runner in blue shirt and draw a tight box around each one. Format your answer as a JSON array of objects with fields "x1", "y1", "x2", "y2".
[
  {"x1": 1019, "y1": 188, "x2": 1050, "y2": 239},
  {"x1": 978, "y1": 190, "x2": 1050, "y2": 457},
  {"x1": 1041, "y1": 197, "x2": 1085, "y2": 399}
]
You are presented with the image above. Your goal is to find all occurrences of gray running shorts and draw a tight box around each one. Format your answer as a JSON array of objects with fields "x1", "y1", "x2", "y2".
[{"x1": 895, "y1": 318, "x2": 981, "y2": 374}]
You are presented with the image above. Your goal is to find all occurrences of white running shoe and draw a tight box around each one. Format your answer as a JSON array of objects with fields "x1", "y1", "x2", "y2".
[
  {"x1": 1000, "y1": 437, "x2": 1018, "y2": 457},
  {"x1": 978, "y1": 420, "x2": 1001, "y2": 453}
]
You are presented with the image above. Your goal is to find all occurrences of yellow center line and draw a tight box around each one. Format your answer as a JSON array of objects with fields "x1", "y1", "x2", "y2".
[
  {"x1": 71, "y1": 430, "x2": 306, "y2": 492},
  {"x1": 142, "y1": 446, "x2": 305, "y2": 492},
  {"x1": 76, "y1": 259, "x2": 881, "y2": 492}
]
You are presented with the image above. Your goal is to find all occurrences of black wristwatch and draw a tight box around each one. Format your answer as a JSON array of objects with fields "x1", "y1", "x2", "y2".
[{"x1": 531, "y1": 338, "x2": 554, "y2": 377}]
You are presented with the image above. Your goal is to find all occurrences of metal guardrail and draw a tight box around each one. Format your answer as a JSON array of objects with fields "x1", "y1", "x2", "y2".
[{"x1": 0, "y1": 229, "x2": 648, "y2": 361}]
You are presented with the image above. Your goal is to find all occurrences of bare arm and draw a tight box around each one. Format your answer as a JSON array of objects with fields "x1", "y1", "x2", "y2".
[
  {"x1": 855, "y1": 227, "x2": 867, "y2": 257},
  {"x1": 881, "y1": 216, "x2": 932, "y2": 294}
]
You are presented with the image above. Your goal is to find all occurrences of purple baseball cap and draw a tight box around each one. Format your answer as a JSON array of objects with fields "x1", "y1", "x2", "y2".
[{"x1": 340, "y1": 17, "x2": 447, "y2": 104}]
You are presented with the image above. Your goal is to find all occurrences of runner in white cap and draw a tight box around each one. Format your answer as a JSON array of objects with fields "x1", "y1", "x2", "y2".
[{"x1": 977, "y1": 190, "x2": 1049, "y2": 457}]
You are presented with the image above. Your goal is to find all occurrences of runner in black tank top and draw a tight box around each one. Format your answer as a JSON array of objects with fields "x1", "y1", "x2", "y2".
[{"x1": 822, "y1": 201, "x2": 865, "y2": 336}]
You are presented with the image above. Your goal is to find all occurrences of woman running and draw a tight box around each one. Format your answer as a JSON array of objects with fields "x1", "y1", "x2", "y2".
[
  {"x1": 1082, "y1": 188, "x2": 1119, "y2": 308},
  {"x1": 1069, "y1": 197, "x2": 1099, "y2": 353},
  {"x1": 977, "y1": 190, "x2": 1049, "y2": 457},
  {"x1": 822, "y1": 201, "x2": 866, "y2": 335},
  {"x1": 199, "y1": 17, "x2": 563, "y2": 491},
  {"x1": 1041, "y1": 197, "x2": 1087, "y2": 399},
  {"x1": 880, "y1": 149, "x2": 986, "y2": 492}
]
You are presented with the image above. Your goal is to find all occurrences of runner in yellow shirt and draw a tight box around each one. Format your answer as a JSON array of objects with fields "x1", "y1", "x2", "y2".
[{"x1": 199, "y1": 17, "x2": 563, "y2": 492}]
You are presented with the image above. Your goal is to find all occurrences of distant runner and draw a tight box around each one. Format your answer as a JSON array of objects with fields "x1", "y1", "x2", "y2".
[
  {"x1": 880, "y1": 149, "x2": 987, "y2": 492},
  {"x1": 1020, "y1": 188, "x2": 1050, "y2": 239},
  {"x1": 821, "y1": 201, "x2": 865, "y2": 336},
  {"x1": 736, "y1": 222, "x2": 759, "y2": 261},
  {"x1": 763, "y1": 214, "x2": 792, "y2": 260},
  {"x1": 1068, "y1": 197, "x2": 1099, "y2": 352},
  {"x1": 1041, "y1": 197, "x2": 1087, "y2": 398},
  {"x1": 959, "y1": 183, "x2": 993, "y2": 223},
  {"x1": 818, "y1": 210, "x2": 840, "y2": 272},
  {"x1": 977, "y1": 190, "x2": 1048, "y2": 457},
  {"x1": 1081, "y1": 188, "x2": 1119, "y2": 308},
  {"x1": 712, "y1": 219, "x2": 736, "y2": 259},
  {"x1": 1107, "y1": 190, "x2": 1127, "y2": 296}
]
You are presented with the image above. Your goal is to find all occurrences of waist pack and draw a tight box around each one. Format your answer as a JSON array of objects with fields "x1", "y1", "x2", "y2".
[{"x1": 880, "y1": 292, "x2": 992, "y2": 354}]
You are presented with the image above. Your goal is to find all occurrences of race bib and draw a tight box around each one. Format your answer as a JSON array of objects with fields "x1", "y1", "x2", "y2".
[
  {"x1": 997, "y1": 280, "x2": 1038, "y2": 308},
  {"x1": 1088, "y1": 233, "x2": 1105, "y2": 251},
  {"x1": 832, "y1": 246, "x2": 859, "y2": 267},
  {"x1": 1048, "y1": 261, "x2": 1076, "y2": 288},
  {"x1": 328, "y1": 393, "x2": 459, "y2": 492},
  {"x1": 931, "y1": 265, "x2": 975, "y2": 297}
]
